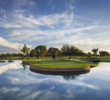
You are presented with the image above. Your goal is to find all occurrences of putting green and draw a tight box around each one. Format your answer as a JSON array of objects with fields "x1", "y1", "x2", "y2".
[{"x1": 23, "y1": 60, "x2": 98, "y2": 68}]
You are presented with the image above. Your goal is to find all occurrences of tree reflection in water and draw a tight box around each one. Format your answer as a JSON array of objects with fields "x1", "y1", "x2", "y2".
[
  {"x1": 30, "y1": 68, "x2": 90, "y2": 80},
  {"x1": 22, "y1": 64, "x2": 27, "y2": 70},
  {"x1": 0, "y1": 60, "x2": 6, "y2": 63},
  {"x1": 62, "y1": 71, "x2": 89, "y2": 80}
]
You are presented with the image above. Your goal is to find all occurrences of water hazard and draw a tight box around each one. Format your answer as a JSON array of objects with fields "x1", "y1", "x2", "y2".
[{"x1": 0, "y1": 60, "x2": 110, "y2": 100}]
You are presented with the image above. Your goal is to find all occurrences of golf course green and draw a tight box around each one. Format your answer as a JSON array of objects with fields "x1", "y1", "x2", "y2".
[{"x1": 23, "y1": 60, "x2": 97, "y2": 68}]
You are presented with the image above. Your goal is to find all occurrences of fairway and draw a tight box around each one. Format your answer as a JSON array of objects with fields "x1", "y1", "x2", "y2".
[{"x1": 24, "y1": 60, "x2": 98, "y2": 68}]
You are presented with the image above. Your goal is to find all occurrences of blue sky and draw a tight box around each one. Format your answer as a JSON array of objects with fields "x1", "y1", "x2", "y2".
[{"x1": 0, "y1": 0, "x2": 110, "y2": 53}]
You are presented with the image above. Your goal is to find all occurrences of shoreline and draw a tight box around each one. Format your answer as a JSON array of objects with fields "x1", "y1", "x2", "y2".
[{"x1": 22, "y1": 61, "x2": 90, "y2": 73}]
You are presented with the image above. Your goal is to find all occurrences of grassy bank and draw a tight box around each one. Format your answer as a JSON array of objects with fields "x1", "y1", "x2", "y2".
[
  {"x1": 80, "y1": 56, "x2": 110, "y2": 62},
  {"x1": 23, "y1": 60, "x2": 98, "y2": 68},
  {"x1": 1, "y1": 56, "x2": 110, "y2": 62}
]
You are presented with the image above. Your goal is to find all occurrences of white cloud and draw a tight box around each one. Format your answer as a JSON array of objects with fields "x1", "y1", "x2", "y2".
[
  {"x1": 0, "y1": 10, "x2": 74, "y2": 29},
  {"x1": 25, "y1": 91, "x2": 42, "y2": 100},
  {"x1": 0, "y1": 22, "x2": 21, "y2": 28},
  {"x1": 65, "y1": 0, "x2": 75, "y2": 10},
  {"x1": 46, "y1": 25, "x2": 110, "y2": 52},
  {"x1": 8, "y1": 77, "x2": 20, "y2": 84},
  {"x1": 7, "y1": 23, "x2": 110, "y2": 53},
  {"x1": 0, "y1": 60, "x2": 22, "y2": 74},
  {"x1": 48, "y1": 37, "x2": 110, "y2": 53},
  {"x1": 0, "y1": 37, "x2": 32, "y2": 50},
  {"x1": 75, "y1": 40, "x2": 110, "y2": 52},
  {"x1": 69, "y1": 0, "x2": 75, "y2": 10},
  {"x1": 38, "y1": 12, "x2": 74, "y2": 27},
  {"x1": 0, "y1": 87, "x2": 20, "y2": 93},
  {"x1": 9, "y1": 25, "x2": 96, "y2": 41},
  {"x1": 69, "y1": 4, "x2": 74, "y2": 10},
  {"x1": 1, "y1": 8, "x2": 110, "y2": 53}
]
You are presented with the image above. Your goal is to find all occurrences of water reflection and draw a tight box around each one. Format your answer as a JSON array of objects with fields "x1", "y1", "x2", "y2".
[
  {"x1": 0, "y1": 60, "x2": 22, "y2": 74},
  {"x1": 0, "y1": 60, "x2": 6, "y2": 63},
  {"x1": 8, "y1": 60, "x2": 14, "y2": 63},
  {"x1": 62, "y1": 72, "x2": 88, "y2": 80},
  {"x1": 22, "y1": 64, "x2": 27, "y2": 70},
  {"x1": 30, "y1": 68, "x2": 90, "y2": 80},
  {"x1": 0, "y1": 61, "x2": 110, "y2": 100}
]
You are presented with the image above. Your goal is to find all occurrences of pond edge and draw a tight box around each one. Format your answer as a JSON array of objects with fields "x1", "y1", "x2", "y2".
[{"x1": 22, "y1": 61, "x2": 90, "y2": 72}]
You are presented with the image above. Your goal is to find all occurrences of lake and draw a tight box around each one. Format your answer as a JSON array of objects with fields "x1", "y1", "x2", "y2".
[{"x1": 0, "y1": 60, "x2": 110, "y2": 100}]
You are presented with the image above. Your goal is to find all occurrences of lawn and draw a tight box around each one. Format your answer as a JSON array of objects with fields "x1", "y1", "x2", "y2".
[
  {"x1": 2, "y1": 56, "x2": 110, "y2": 62},
  {"x1": 23, "y1": 60, "x2": 98, "y2": 68}
]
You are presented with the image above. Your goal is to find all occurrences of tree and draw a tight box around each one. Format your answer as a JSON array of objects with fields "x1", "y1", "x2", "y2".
[
  {"x1": 29, "y1": 49, "x2": 36, "y2": 57},
  {"x1": 61, "y1": 44, "x2": 71, "y2": 60},
  {"x1": 99, "y1": 51, "x2": 109, "y2": 56},
  {"x1": 35, "y1": 45, "x2": 47, "y2": 58},
  {"x1": 87, "y1": 52, "x2": 92, "y2": 57},
  {"x1": 92, "y1": 48, "x2": 98, "y2": 56},
  {"x1": 21, "y1": 44, "x2": 30, "y2": 58},
  {"x1": 48, "y1": 47, "x2": 60, "y2": 59},
  {"x1": 61, "y1": 44, "x2": 84, "y2": 60},
  {"x1": 7, "y1": 53, "x2": 11, "y2": 57}
]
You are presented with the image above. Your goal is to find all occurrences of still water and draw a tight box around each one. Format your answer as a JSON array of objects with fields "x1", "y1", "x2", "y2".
[{"x1": 0, "y1": 60, "x2": 110, "y2": 100}]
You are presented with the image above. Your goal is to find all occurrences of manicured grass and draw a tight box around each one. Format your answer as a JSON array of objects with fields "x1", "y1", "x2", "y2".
[
  {"x1": 80, "y1": 56, "x2": 110, "y2": 62},
  {"x1": 23, "y1": 60, "x2": 98, "y2": 68},
  {"x1": 98, "y1": 56, "x2": 110, "y2": 62},
  {"x1": 2, "y1": 56, "x2": 110, "y2": 62}
]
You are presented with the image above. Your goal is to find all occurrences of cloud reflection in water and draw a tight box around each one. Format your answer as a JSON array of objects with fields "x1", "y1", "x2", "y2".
[
  {"x1": 0, "y1": 60, "x2": 22, "y2": 74},
  {"x1": 0, "y1": 61, "x2": 110, "y2": 100}
]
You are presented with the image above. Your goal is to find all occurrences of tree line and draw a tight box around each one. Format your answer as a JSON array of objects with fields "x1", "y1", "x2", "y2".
[
  {"x1": 0, "y1": 53, "x2": 23, "y2": 59},
  {"x1": 21, "y1": 44, "x2": 88, "y2": 60},
  {"x1": 0, "y1": 44, "x2": 110, "y2": 60},
  {"x1": 89, "y1": 48, "x2": 110, "y2": 56},
  {"x1": 21, "y1": 44, "x2": 85, "y2": 60},
  {"x1": 21, "y1": 44, "x2": 110, "y2": 59}
]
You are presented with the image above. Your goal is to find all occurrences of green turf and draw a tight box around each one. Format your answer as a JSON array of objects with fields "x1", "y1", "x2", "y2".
[
  {"x1": 23, "y1": 60, "x2": 98, "y2": 68},
  {"x1": 2, "y1": 56, "x2": 110, "y2": 62}
]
